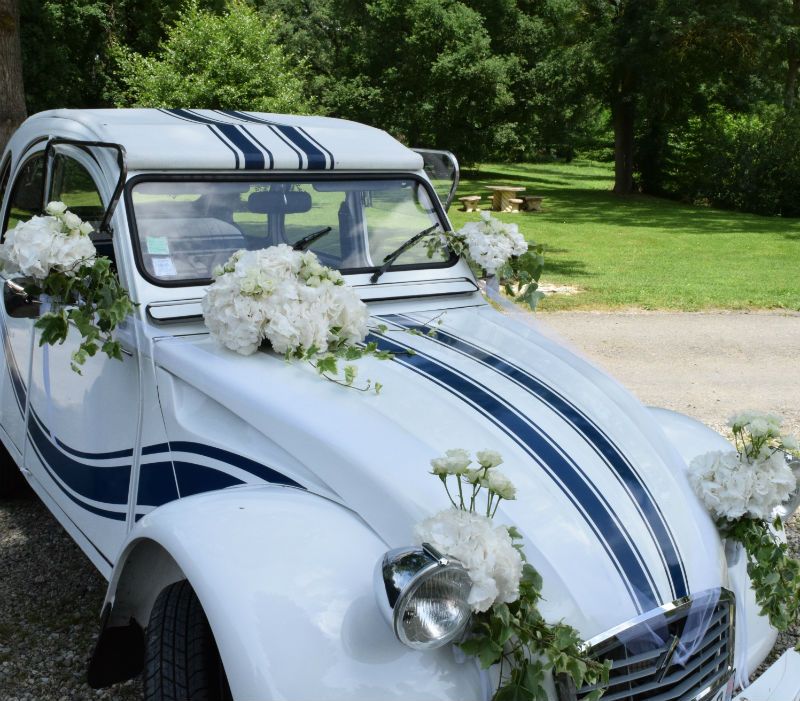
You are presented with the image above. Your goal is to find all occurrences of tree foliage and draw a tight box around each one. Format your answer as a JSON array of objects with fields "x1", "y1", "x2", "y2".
[
  {"x1": 14, "y1": 0, "x2": 800, "y2": 211},
  {"x1": 111, "y1": 0, "x2": 308, "y2": 112}
]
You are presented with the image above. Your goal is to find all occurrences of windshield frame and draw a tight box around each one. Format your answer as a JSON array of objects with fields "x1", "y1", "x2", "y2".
[{"x1": 123, "y1": 171, "x2": 457, "y2": 289}]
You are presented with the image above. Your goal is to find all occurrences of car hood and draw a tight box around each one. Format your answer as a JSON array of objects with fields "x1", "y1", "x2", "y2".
[{"x1": 152, "y1": 303, "x2": 724, "y2": 638}]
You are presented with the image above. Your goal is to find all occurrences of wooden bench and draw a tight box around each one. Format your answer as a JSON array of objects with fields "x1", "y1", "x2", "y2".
[
  {"x1": 458, "y1": 195, "x2": 482, "y2": 212},
  {"x1": 521, "y1": 196, "x2": 544, "y2": 212}
]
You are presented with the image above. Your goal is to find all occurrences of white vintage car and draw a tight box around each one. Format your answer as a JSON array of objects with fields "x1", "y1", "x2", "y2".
[{"x1": 0, "y1": 109, "x2": 792, "y2": 701}]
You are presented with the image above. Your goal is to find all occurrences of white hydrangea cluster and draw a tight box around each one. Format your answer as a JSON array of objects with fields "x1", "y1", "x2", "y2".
[
  {"x1": 0, "y1": 201, "x2": 96, "y2": 279},
  {"x1": 415, "y1": 508, "x2": 524, "y2": 613},
  {"x1": 688, "y1": 449, "x2": 796, "y2": 521},
  {"x1": 457, "y1": 212, "x2": 528, "y2": 275},
  {"x1": 201, "y1": 245, "x2": 368, "y2": 357}
]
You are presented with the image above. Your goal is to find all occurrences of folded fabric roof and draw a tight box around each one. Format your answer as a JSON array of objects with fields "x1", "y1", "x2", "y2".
[{"x1": 37, "y1": 108, "x2": 424, "y2": 172}]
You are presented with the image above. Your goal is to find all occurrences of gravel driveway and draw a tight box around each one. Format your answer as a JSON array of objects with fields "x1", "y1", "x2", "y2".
[{"x1": 1, "y1": 310, "x2": 798, "y2": 700}]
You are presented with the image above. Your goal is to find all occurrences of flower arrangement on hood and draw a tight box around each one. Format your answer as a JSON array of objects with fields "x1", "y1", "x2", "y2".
[
  {"x1": 0, "y1": 202, "x2": 135, "y2": 372},
  {"x1": 689, "y1": 411, "x2": 800, "y2": 632},
  {"x1": 202, "y1": 245, "x2": 392, "y2": 391},
  {"x1": 426, "y1": 212, "x2": 546, "y2": 309},
  {"x1": 417, "y1": 449, "x2": 609, "y2": 701}
]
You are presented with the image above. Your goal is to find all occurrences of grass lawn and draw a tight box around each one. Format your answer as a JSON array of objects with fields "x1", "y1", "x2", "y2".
[{"x1": 449, "y1": 161, "x2": 800, "y2": 311}]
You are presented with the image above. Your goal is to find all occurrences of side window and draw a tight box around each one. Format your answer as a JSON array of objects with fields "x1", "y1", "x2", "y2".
[
  {"x1": 4, "y1": 154, "x2": 44, "y2": 236},
  {"x1": 0, "y1": 157, "x2": 11, "y2": 216},
  {"x1": 50, "y1": 154, "x2": 105, "y2": 234}
]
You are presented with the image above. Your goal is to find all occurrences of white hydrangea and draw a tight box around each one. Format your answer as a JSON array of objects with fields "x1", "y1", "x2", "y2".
[
  {"x1": 201, "y1": 245, "x2": 368, "y2": 357},
  {"x1": 456, "y1": 212, "x2": 528, "y2": 275},
  {"x1": 415, "y1": 508, "x2": 524, "y2": 612},
  {"x1": 688, "y1": 449, "x2": 796, "y2": 521},
  {"x1": 0, "y1": 205, "x2": 96, "y2": 280}
]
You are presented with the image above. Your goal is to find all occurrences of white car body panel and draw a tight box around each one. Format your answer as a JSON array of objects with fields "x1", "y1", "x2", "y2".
[{"x1": 0, "y1": 109, "x2": 782, "y2": 699}]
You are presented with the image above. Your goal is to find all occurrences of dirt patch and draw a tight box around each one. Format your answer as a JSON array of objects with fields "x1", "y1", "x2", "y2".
[{"x1": 538, "y1": 310, "x2": 800, "y2": 437}]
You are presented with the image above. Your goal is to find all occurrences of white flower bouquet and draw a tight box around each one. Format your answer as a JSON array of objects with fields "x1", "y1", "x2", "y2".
[
  {"x1": 689, "y1": 412, "x2": 798, "y2": 521},
  {"x1": 0, "y1": 202, "x2": 134, "y2": 372},
  {"x1": 416, "y1": 449, "x2": 609, "y2": 700},
  {"x1": 427, "y1": 212, "x2": 546, "y2": 309},
  {"x1": 202, "y1": 245, "x2": 388, "y2": 390},
  {"x1": 0, "y1": 200, "x2": 96, "y2": 279},
  {"x1": 688, "y1": 411, "x2": 800, "y2": 633}
]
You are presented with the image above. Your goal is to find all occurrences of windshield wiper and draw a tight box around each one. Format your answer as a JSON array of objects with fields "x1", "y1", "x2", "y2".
[
  {"x1": 370, "y1": 224, "x2": 440, "y2": 284},
  {"x1": 292, "y1": 226, "x2": 332, "y2": 251}
]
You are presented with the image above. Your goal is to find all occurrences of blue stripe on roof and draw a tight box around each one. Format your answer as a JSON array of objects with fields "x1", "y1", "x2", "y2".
[{"x1": 372, "y1": 331, "x2": 660, "y2": 612}]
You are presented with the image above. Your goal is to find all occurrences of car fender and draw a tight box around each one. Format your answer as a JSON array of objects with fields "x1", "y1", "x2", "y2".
[
  {"x1": 98, "y1": 484, "x2": 483, "y2": 701},
  {"x1": 648, "y1": 406, "x2": 778, "y2": 674}
]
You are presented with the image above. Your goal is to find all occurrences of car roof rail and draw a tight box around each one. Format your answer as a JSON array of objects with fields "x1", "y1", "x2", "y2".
[{"x1": 43, "y1": 137, "x2": 128, "y2": 236}]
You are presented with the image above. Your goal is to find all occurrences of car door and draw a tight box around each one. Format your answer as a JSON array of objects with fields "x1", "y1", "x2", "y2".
[
  {"x1": 0, "y1": 149, "x2": 45, "y2": 457},
  {"x1": 23, "y1": 146, "x2": 140, "y2": 571}
]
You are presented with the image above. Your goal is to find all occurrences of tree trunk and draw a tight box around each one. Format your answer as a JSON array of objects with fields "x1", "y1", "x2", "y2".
[
  {"x1": 612, "y1": 91, "x2": 635, "y2": 195},
  {"x1": 0, "y1": 0, "x2": 25, "y2": 155},
  {"x1": 785, "y1": 0, "x2": 800, "y2": 109}
]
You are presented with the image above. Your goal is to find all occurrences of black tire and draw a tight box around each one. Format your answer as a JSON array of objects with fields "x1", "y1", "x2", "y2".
[
  {"x1": 0, "y1": 440, "x2": 26, "y2": 499},
  {"x1": 144, "y1": 580, "x2": 233, "y2": 701}
]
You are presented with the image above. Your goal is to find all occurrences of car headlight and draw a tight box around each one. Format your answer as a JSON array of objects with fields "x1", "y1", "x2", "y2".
[{"x1": 374, "y1": 543, "x2": 472, "y2": 650}]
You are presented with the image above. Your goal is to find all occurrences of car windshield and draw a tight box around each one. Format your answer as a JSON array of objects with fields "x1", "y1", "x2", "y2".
[{"x1": 129, "y1": 177, "x2": 451, "y2": 283}]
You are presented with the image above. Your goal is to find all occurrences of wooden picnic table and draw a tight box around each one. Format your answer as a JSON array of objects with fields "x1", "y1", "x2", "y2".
[{"x1": 486, "y1": 185, "x2": 526, "y2": 212}]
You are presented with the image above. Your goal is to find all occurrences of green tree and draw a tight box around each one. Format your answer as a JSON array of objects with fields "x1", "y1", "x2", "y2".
[
  {"x1": 112, "y1": 0, "x2": 310, "y2": 113},
  {"x1": 0, "y1": 0, "x2": 26, "y2": 152}
]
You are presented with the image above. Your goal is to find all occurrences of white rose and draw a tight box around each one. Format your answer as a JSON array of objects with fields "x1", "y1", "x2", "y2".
[
  {"x1": 781, "y1": 435, "x2": 799, "y2": 452},
  {"x1": 45, "y1": 201, "x2": 67, "y2": 216},
  {"x1": 476, "y1": 449, "x2": 503, "y2": 469},
  {"x1": 79, "y1": 221, "x2": 94, "y2": 236},
  {"x1": 63, "y1": 211, "x2": 82, "y2": 231},
  {"x1": 483, "y1": 470, "x2": 517, "y2": 500}
]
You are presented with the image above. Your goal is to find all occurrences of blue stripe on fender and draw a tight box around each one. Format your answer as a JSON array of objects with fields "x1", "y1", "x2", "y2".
[
  {"x1": 170, "y1": 441, "x2": 302, "y2": 488},
  {"x1": 386, "y1": 314, "x2": 689, "y2": 600},
  {"x1": 173, "y1": 461, "x2": 244, "y2": 497},
  {"x1": 373, "y1": 332, "x2": 659, "y2": 612},
  {"x1": 138, "y1": 461, "x2": 179, "y2": 507}
]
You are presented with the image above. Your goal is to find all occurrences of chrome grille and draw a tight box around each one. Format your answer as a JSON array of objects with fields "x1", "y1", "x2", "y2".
[{"x1": 560, "y1": 589, "x2": 734, "y2": 701}]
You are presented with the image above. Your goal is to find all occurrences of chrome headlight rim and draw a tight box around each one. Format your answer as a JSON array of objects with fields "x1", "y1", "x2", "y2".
[{"x1": 375, "y1": 542, "x2": 472, "y2": 650}]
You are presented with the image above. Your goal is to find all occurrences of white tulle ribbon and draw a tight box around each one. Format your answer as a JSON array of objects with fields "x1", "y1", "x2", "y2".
[{"x1": 40, "y1": 294, "x2": 55, "y2": 440}]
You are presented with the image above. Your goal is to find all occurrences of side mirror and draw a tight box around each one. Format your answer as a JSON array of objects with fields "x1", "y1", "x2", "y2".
[
  {"x1": 412, "y1": 149, "x2": 460, "y2": 212},
  {"x1": 4, "y1": 278, "x2": 39, "y2": 319}
]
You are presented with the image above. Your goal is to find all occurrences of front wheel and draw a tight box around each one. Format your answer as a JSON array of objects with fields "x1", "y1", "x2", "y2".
[{"x1": 144, "y1": 580, "x2": 233, "y2": 701}]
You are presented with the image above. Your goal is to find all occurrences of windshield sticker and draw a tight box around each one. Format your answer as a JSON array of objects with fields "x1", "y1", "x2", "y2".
[
  {"x1": 146, "y1": 236, "x2": 170, "y2": 255},
  {"x1": 152, "y1": 257, "x2": 177, "y2": 277}
]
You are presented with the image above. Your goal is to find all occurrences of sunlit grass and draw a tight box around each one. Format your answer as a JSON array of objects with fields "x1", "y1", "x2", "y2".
[{"x1": 449, "y1": 161, "x2": 800, "y2": 311}]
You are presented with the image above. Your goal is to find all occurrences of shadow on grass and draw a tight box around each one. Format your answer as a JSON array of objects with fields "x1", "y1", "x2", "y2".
[{"x1": 460, "y1": 173, "x2": 800, "y2": 237}]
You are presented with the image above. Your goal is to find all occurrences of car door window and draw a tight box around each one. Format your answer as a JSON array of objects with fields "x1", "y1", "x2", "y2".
[
  {"x1": 0, "y1": 157, "x2": 11, "y2": 214},
  {"x1": 49, "y1": 154, "x2": 105, "y2": 231},
  {"x1": 3, "y1": 154, "x2": 44, "y2": 237}
]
